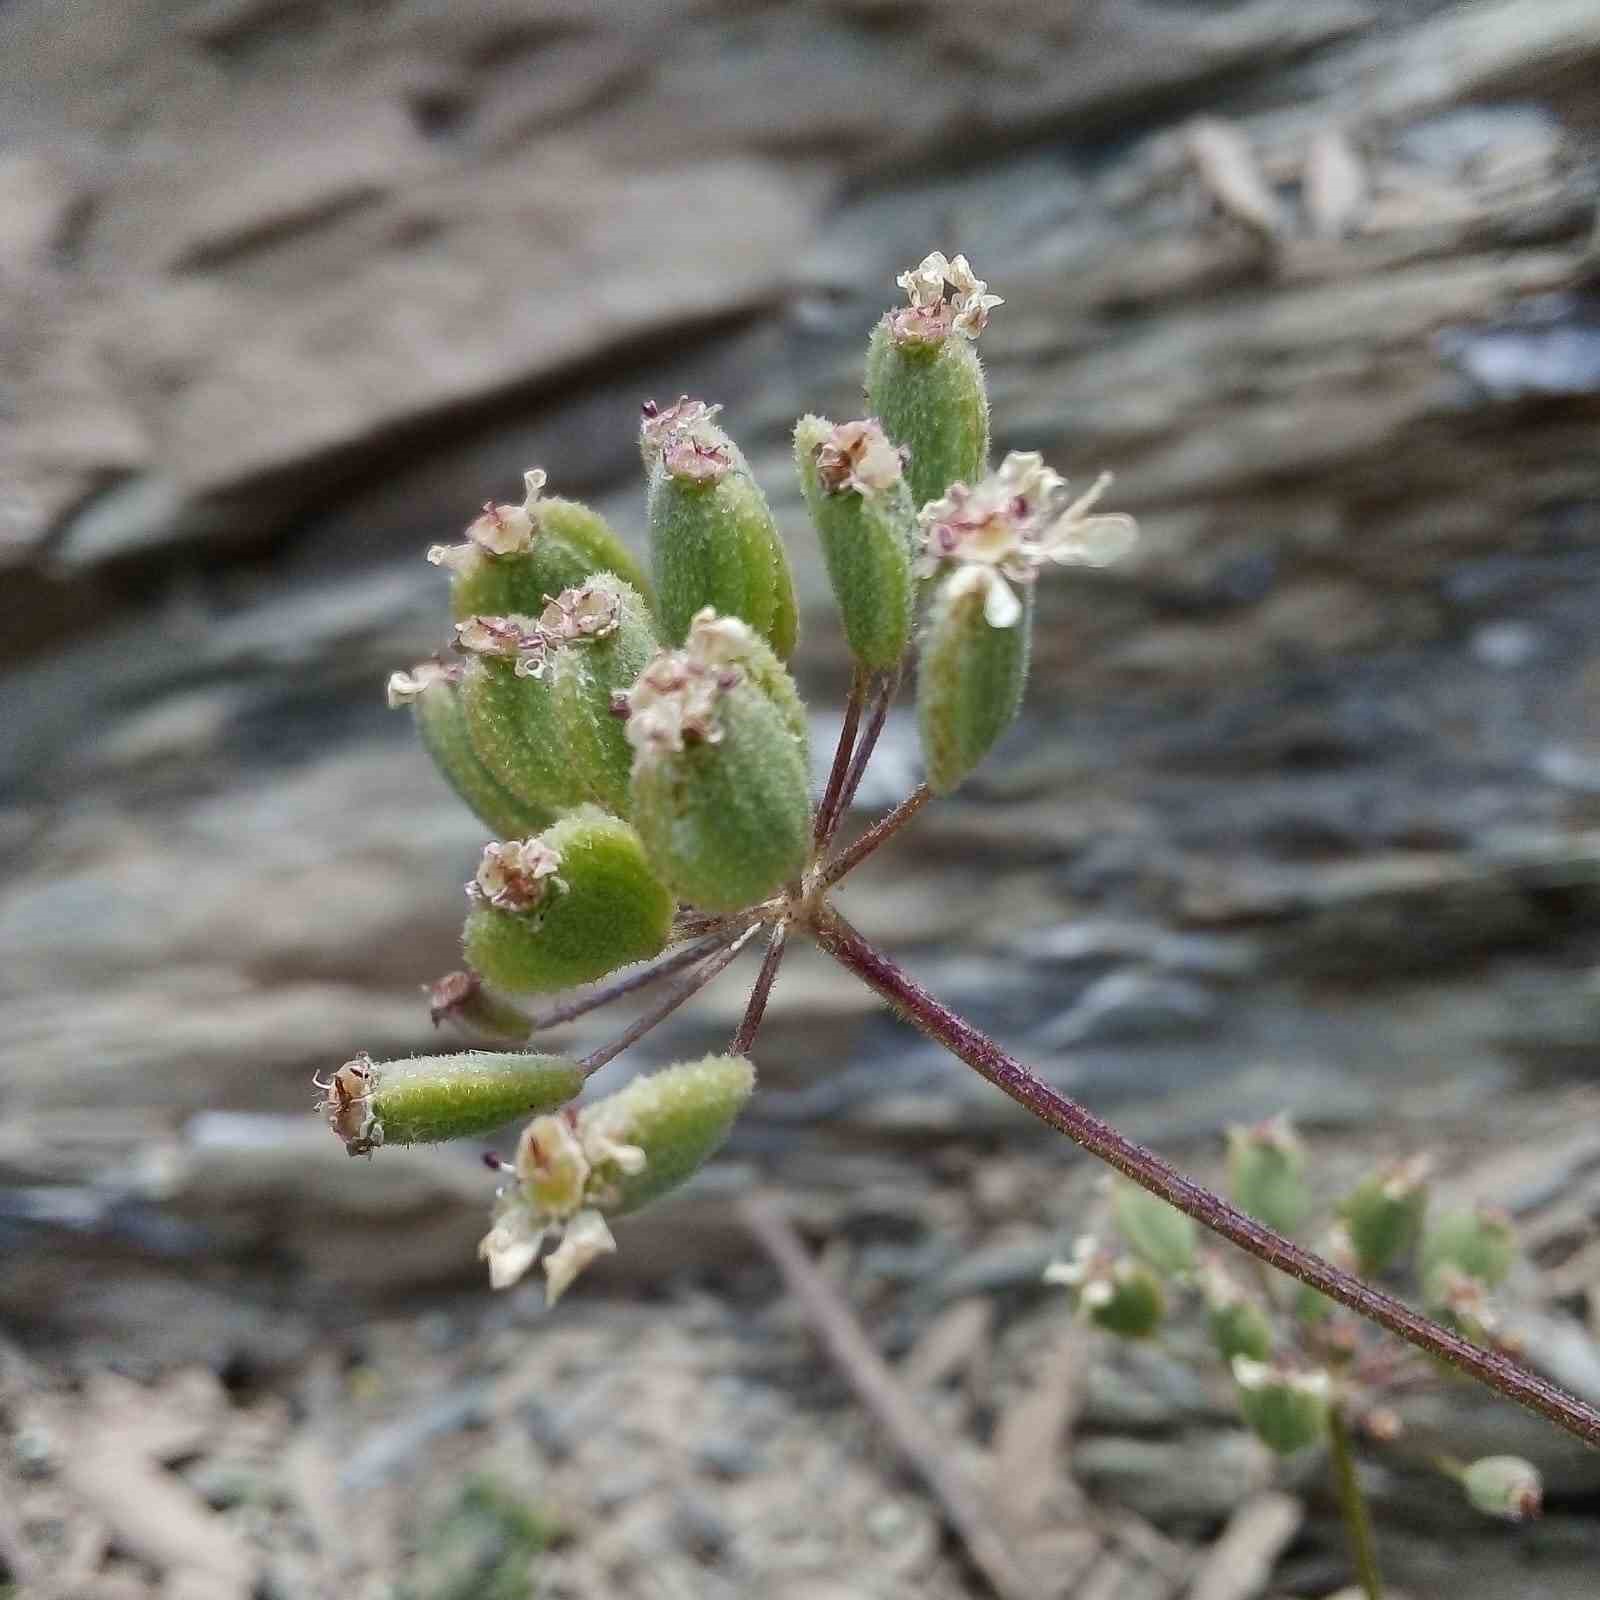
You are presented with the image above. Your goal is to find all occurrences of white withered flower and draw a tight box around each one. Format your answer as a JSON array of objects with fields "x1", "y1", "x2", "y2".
[
  {"x1": 891, "y1": 250, "x2": 1003, "y2": 344},
  {"x1": 469, "y1": 837, "x2": 566, "y2": 912},
  {"x1": 916, "y1": 452, "x2": 1138, "y2": 627},
  {"x1": 427, "y1": 468, "x2": 550, "y2": 571}
]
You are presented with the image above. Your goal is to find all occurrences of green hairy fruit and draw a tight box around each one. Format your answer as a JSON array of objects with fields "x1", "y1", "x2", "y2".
[
  {"x1": 391, "y1": 664, "x2": 558, "y2": 840},
  {"x1": 319, "y1": 1050, "x2": 584, "y2": 1156},
  {"x1": 592, "y1": 1054, "x2": 757, "y2": 1216},
  {"x1": 541, "y1": 575, "x2": 661, "y2": 815},
  {"x1": 462, "y1": 812, "x2": 675, "y2": 995},
  {"x1": 794, "y1": 414, "x2": 916, "y2": 670},
  {"x1": 644, "y1": 400, "x2": 798, "y2": 659},
  {"x1": 459, "y1": 636, "x2": 591, "y2": 819},
  {"x1": 916, "y1": 570, "x2": 1032, "y2": 795},
  {"x1": 627, "y1": 644, "x2": 811, "y2": 912},
  {"x1": 864, "y1": 319, "x2": 990, "y2": 511}
]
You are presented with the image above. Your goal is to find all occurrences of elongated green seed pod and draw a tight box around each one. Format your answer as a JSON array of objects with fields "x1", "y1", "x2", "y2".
[
  {"x1": 864, "y1": 319, "x2": 990, "y2": 511},
  {"x1": 630, "y1": 680, "x2": 811, "y2": 911},
  {"x1": 544, "y1": 576, "x2": 661, "y2": 815},
  {"x1": 795, "y1": 415, "x2": 915, "y2": 670},
  {"x1": 319, "y1": 1050, "x2": 583, "y2": 1156},
  {"x1": 587, "y1": 1054, "x2": 756, "y2": 1215},
  {"x1": 389, "y1": 665, "x2": 558, "y2": 839},
  {"x1": 644, "y1": 405, "x2": 798, "y2": 659},
  {"x1": 463, "y1": 812, "x2": 675, "y2": 995},
  {"x1": 916, "y1": 569, "x2": 1032, "y2": 795},
  {"x1": 460, "y1": 650, "x2": 592, "y2": 818}
]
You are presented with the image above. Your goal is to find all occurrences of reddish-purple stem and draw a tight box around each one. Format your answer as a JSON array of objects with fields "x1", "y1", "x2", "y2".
[
  {"x1": 731, "y1": 922, "x2": 789, "y2": 1054},
  {"x1": 814, "y1": 669, "x2": 868, "y2": 847},
  {"x1": 810, "y1": 905, "x2": 1600, "y2": 1450},
  {"x1": 820, "y1": 783, "x2": 930, "y2": 890}
]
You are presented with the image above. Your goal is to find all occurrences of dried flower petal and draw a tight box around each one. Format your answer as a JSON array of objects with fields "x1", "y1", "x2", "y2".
[
  {"x1": 471, "y1": 838, "x2": 565, "y2": 911},
  {"x1": 386, "y1": 658, "x2": 458, "y2": 709},
  {"x1": 542, "y1": 1208, "x2": 617, "y2": 1304},
  {"x1": 814, "y1": 419, "x2": 904, "y2": 496}
]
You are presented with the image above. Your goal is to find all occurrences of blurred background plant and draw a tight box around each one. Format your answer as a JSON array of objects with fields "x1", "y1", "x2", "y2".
[{"x1": 4, "y1": 2, "x2": 1600, "y2": 1597}]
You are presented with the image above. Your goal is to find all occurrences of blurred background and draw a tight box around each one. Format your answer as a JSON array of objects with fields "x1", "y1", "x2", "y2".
[{"x1": 4, "y1": 1, "x2": 1600, "y2": 1596}]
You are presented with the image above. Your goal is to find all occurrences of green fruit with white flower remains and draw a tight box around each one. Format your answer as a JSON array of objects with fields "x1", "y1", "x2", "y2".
[
  {"x1": 917, "y1": 569, "x2": 1032, "y2": 795},
  {"x1": 463, "y1": 812, "x2": 675, "y2": 996},
  {"x1": 644, "y1": 401, "x2": 798, "y2": 660},
  {"x1": 795, "y1": 414, "x2": 916, "y2": 671},
  {"x1": 319, "y1": 1050, "x2": 584, "y2": 1156}
]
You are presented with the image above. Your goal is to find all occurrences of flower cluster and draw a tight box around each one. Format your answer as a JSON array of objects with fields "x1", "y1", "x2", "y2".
[
  {"x1": 536, "y1": 583, "x2": 622, "y2": 642},
  {"x1": 428, "y1": 468, "x2": 550, "y2": 572},
  {"x1": 812, "y1": 418, "x2": 905, "y2": 497},
  {"x1": 478, "y1": 1108, "x2": 642, "y2": 1301},
  {"x1": 916, "y1": 452, "x2": 1138, "y2": 627},
  {"x1": 890, "y1": 250, "x2": 1003, "y2": 345},
  {"x1": 622, "y1": 609, "x2": 756, "y2": 759},
  {"x1": 470, "y1": 837, "x2": 566, "y2": 912},
  {"x1": 640, "y1": 395, "x2": 733, "y2": 482}
]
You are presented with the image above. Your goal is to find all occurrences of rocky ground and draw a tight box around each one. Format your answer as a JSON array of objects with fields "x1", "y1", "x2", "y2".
[{"x1": 3, "y1": 0, "x2": 1600, "y2": 1595}]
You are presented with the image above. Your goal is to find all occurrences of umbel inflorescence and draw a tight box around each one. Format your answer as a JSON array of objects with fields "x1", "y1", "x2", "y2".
[
  {"x1": 335, "y1": 249, "x2": 1134, "y2": 1302},
  {"x1": 323, "y1": 253, "x2": 1600, "y2": 1500}
]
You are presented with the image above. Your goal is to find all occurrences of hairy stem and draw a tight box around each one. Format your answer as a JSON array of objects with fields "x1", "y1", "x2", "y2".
[
  {"x1": 525, "y1": 933, "x2": 741, "y2": 1033},
  {"x1": 833, "y1": 668, "x2": 901, "y2": 828},
  {"x1": 580, "y1": 925, "x2": 759, "y2": 1076},
  {"x1": 820, "y1": 783, "x2": 930, "y2": 891},
  {"x1": 808, "y1": 904, "x2": 1600, "y2": 1449},
  {"x1": 814, "y1": 668, "x2": 868, "y2": 848},
  {"x1": 1329, "y1": 1402, "x2": 1384, "y2": 1600},
  {"x1": 732, "y1": 922, "x2": 789, "y2": 1054}
]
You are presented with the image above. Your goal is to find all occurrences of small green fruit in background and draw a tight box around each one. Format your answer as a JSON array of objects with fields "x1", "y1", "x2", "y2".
[
  {"x1": 1200, "y1": 1261, "x2": 1274, "y2": 1364},
  {"x1": 794, "y1": 414, "x2": 915, "y2": 670},
  {"x1": 1420, "y1": 1206, "x2": 1516, "y2": 1291},
  {"x1": 479, "y1": 1054, "x2": 756, "y2": 1301},
  {"x1": 1462, "y1": 1456, "x2": 1542, "y2": 1522},
  {"x1": 1226, "y1": 1115, "x2": 1312, "y2": 1236},
  {"x1": 462, "y1": 812, "x2": 675, "y2": 996},
  {"x1": 1110, "y1": 1178, "x2": 1197, "y2": 1277},
  {"x1": 1232, "y1": 1357, "x2": 1331, "y2": 1454},
  {"x1": 1045, "y1": 1237, "x2": 1164, "y2": 1338},
  {"x1": 318, "y1": 1050, "x2": 583, "y2": 1156},
  {"x1": 626, "y1": 626, "x2": 811, "y2": 911},
  {"x1": 1339, "y1": 1154, "x2": 1431, "y2": 1275},
  {"x1": 387, "y1": 660, "x2": 558, "y2": 840},
  {"x1": 428, "y1": 468, "x2": 651, "y2": 622},
  {"x1": 643, "y1": 398, "x2": 798, "y2": 659},
  {"x1": 865, "y1": 251, "x2": 999, "y2": 509}
]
